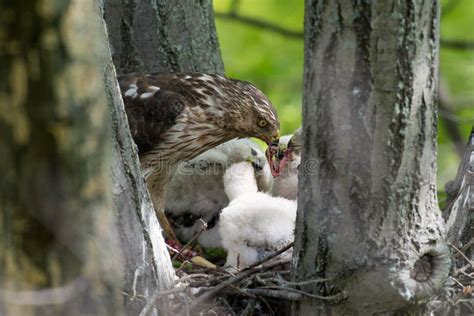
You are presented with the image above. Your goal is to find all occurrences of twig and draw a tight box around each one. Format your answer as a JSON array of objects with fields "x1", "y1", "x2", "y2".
[
  {"x1": 458, "y1": 269, "x2": 474, "y2": 279},
  {"x1": 175, "y1": 259, "x2": 192, "y2": 274},
  {"x1": 214, "y1": 12, "x2": 303, "y2": 39},
  {"x1": 450, "y1": 276, "x2": 466, "y2": 288},
  {"x1": 277, "y1": 277, "x2": 330, "y2": 287},
  {"x1": 235, "y1": 287, "x2": 346, "y2": 302},
  {"x1": 166, "y1": 243, "x2": 180, "y2": 254},
  {"x1": 257, "y1": 270, "x2": 291, "y2": 279},
  {"x1": 449, "y1": 242, "x2": 474, "y2": 267},
  {"x1": 179, "y1": 273, "x2": 211, "y2": 282},
  {"x1": 242, "y1": 242, "x2": 294, "y2": 272},
  {"x1": 187, "y1": 242, "x2": 293, "y2": 307},
  {"x1": 441, "y1": 39, "x2": 474, "y2": 51},
  {"x1": 188, "y1": 267, "x2": 254, "y2": 309},
  {"x1": 269, "y1": 286, "x2": 346, "y2": 301},
  {"x1": 172, "y1": 219, "x2": 207, "y2": 261},
  {"x1": 454, "y1": 263, "x2": 472, "y2": 276},
  {"x1": 188, "y1": 259, "x2": 290, "y2": 310},
  {"x1": 240, "y1": 288, "x2": 305, "y2": 301},
  {"x1": 461, "y1": 237, "x2": 473, "y2": 253}
]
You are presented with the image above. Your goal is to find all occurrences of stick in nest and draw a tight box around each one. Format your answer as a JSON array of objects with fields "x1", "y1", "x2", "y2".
[
  {"x1": 172, "y1": 219, "x2": 208, "y2": 261},
  {"x1": 187, "y1": 242, "x2": 294, "y2": 310}
]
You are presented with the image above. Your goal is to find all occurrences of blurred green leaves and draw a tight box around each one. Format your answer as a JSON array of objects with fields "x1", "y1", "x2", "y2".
[
  {"x1": 214, "y1": 0, "x2": 473, "y2": 188},
  {"x1": 214, "y1": 0, "x2": 304, "y2": 136}
]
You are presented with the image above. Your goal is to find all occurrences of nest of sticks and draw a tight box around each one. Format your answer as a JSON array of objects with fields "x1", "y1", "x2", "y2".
[{"x1": 138, "y1": 242, "x2": 346, "y2": 315}]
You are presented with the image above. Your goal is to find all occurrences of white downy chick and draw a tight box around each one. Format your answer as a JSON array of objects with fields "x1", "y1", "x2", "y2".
[
  {"x1": 165, "y1": 139, "x2": 272, "y2": 247},
  {"x1": 219, "y1": 161, "x2": 297, "y2": 269}
]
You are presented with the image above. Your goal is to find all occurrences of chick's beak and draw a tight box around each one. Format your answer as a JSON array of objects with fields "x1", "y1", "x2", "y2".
[{"x1": 265, "y1": 130, "x2": 281, "y2": 177}]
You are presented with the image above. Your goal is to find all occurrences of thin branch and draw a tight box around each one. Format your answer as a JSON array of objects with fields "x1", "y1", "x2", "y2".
[
  {"x1": 461, "y1": 237, "x2": 473, "y2": 253},
  {"x1": 187, "y1": 243, "x2": 293, "y2": 309},
  {"x1": 241, "y1": 242, "x2": 294, "y2": 272},
  {"x1": 240, "y1": 288, "x2": 305, "y2": 301},
  {"x1": 216, "y1": 10, "x2": 474, "y2": 54},
  {"x1": 214, "y1": 12, "x2": 304, "y2": 39},
  {"x1": 441, "y1": 39, "x2": 474, "y2": 51},
  {"x1": 277, "y1": 277, "x2": 330, "y2": 287},
  {"x1": 188, "y1": 258, "x2": 290, "y2": 310},
  {"x1": 226, "y1": 286, "x2": 345, "y2": 302},
  {"x1": 449, "y1": 242, "x2": 474, "y2": 267},
  {"x1": 265, "y1": 286, "x2": 346, "y2": 301},
  {"x1": 172, "y1": 219, "x2": 207, "y2": 261}
]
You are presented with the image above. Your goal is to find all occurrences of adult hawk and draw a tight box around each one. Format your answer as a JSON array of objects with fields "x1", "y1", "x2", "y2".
[{"x1": 119, "y1": 73, "x2": 280, "y2": 240}]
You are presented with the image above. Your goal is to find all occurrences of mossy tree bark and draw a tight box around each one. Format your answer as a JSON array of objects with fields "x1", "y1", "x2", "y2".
[
  {"x1": 292, "y1": 1, "x2": 450, "y2": 314},
  {"x1": 101, "y1": 0, "x2": 224, "y2": 314},
  {"x1": 0, "y1": 1, "x2": 122, "y2": 315}
]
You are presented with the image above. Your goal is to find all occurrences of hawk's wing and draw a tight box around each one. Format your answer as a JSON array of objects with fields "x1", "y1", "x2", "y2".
[{"x1": 118, "y1": 74, "x2": 188, "y2": 154}]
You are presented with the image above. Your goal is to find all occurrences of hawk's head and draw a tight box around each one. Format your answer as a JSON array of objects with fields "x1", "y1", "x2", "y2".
[{"x1": 188, "y1": 74, "x2": 280, "y2": 146}]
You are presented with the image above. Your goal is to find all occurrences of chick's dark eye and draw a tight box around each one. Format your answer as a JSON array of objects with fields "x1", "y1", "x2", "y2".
[{"x1": 257, "y1": 119, "x2": 268, "y2": 128}]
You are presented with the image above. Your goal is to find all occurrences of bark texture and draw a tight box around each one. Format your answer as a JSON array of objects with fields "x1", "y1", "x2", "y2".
[
  {"x1": 102, "y1": 44, "x2": 177, "y2": 314},
  {"x1": 104, "y1": 0, "x2": 224, "y2": 74},
  {"x1": 0, "y1": 1, "x2": 122, "y2": 315},
  {"x1": 444, "y1": 129, "x2": 473, "y2": 251},
  {"x1": 292, "y1": 1, "x2": 450, "y2": 314},
  {"x1": 101, "y1": 0, "x2": 224, "y2": 313}
]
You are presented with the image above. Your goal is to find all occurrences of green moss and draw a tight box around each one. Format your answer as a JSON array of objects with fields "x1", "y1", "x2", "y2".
[{"x1": 203, "y1": 247, "x2": 227, "y2": 262}]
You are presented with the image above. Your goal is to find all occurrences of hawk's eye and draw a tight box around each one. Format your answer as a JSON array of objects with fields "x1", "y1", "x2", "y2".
[{"x1": 257, "y1": 119, "x2": 268, "y2": 128}]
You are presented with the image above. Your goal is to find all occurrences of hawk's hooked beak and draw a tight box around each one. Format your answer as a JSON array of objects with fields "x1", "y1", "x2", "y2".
[
  {"x1": 258, "y1": 130, "x2": 280, "y2": 145},
  {"x1": 270, "y1": 131, "x2": 280, "y2": 143}
]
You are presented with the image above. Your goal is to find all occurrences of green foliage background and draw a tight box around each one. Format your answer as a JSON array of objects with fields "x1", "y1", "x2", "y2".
[{"x1": 213, "y1": 0, "x2": 473, "y2": 190}]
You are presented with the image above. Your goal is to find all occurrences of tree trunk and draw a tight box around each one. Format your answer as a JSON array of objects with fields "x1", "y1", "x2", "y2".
[
  {"x1": 101, "y1": 0, "x2": 224, "y2": 313},
  {"x1": 103, "y1": 0, "x2": 224, "y2": 74},
  {"x1": 0, "y1": 1, "x2": 122, "y2": 315},
  {"x1": 101, "y1": 27, "x2": 178, "y2": 315},
  {"x1": 292, "y1": 1, "x2": 450, "y2": 314}
]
